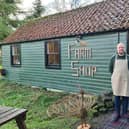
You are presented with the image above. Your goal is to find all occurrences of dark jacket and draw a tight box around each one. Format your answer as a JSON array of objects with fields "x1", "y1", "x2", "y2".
[{"x1": 109, "y1": 53, "x2": 129, "y2": 74}]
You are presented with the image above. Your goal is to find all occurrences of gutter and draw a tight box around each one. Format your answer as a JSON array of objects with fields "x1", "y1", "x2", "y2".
[{"x1": 1, "y1": 28, "x2": 129, "y2": 45}]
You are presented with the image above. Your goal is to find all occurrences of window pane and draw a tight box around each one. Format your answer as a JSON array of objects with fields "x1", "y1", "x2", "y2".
[
  {"x1": 48, "y1": 54, "x2": 59, "y2": 65},
  {"x1": 45, "y1": 40, "x2": 61, "y2": 69},
  {"x1": 12, "y1": 46, "x2": 15, "y2": 55},
  {"x1": 11, "y1": 45, "x2": 21, "y2": 66},
  {"x1": 54, "y1": 54, "x2": 59, "y2": 64},
  {"x1": 48, "y1": 54, "x2": 54, "y2": 65},
  {"x1": 47, "y1": 42, "x2": 54, "y2": 53},
  {"x1": 54, "y1": 43, "x2": 59, "y2": 52},
  {"x1": 13, "y1": 55, "x2": 20, "y2": 64}
]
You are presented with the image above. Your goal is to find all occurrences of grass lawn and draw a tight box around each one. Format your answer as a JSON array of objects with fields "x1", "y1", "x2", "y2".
[{"x1": 0, "y1": 80, "x2": 78, "y2": 129}]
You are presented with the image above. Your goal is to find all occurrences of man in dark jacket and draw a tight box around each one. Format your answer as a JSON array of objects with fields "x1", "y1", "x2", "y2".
[{"x1": 109, "y1": 43, "x2": 129, "y2": 122}]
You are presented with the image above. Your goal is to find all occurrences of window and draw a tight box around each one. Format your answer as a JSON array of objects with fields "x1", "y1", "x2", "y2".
[
  {"x1": 11, "y1": 44, "x2": 21, "y2": 66},
  {"x1": 45, "y1": 40, "x2": 61, "y2": 69}
]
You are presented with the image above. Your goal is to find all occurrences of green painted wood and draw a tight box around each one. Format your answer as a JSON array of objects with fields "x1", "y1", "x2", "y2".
[{"x1": 1, "y1": 32, "x2": 127, "y2": 94}]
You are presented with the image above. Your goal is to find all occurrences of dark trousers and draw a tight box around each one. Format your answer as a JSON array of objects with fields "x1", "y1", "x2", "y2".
[{"x1": 114, "y1": 96, "x2": 129, "y2": 115}]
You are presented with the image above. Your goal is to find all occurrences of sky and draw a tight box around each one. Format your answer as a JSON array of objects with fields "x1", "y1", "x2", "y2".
[
  {"x1": 17, "y1": 0, "x2": 54, "y2": 19},
  {"x1": 19, "y1": 0, "x2": 98, "y2": 11},
  {"x1": 18, "y1": 0, "x2": 102, "y2": 19},
  {"x1": 19, "y1": 0, "x2": 53, "y2": 10}
]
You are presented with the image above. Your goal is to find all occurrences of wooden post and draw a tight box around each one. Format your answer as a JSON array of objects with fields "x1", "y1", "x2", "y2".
[{"x1": 15, "y1": 113, "x2": 27, "y2": 129}]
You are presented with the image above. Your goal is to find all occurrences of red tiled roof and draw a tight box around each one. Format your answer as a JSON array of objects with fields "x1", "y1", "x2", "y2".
[{"x1": 3, "y1": 0, "x2": 129, "y2": 44}]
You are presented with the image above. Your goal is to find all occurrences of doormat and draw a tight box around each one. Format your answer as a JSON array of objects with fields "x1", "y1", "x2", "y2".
[{"x1": 100, "y1": 117, "x2": 129, "y2": 129}]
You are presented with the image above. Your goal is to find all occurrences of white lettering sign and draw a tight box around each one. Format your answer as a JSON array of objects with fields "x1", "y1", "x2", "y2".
[
  {"x1": 71, "y1": 61, "x2": 96, "y2": 77},
  {"x1": 68, "y1": 41, "x2": 96, "y2": 77},
  {"x1": 68, "y1": 44, "x2": 92, "y2": 59}
]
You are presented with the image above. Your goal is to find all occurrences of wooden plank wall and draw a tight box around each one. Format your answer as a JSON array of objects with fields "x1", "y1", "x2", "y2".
[{"x1": 2, "y1": 32, "x2": 127, "y2": 94}]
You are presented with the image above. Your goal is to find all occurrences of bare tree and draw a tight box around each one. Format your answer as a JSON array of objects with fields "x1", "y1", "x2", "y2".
[{"x1": 70, "y1": 0, "x2": 81, "y2": 9}]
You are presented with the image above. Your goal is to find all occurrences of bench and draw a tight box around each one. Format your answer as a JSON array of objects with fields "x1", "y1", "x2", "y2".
[{"x1": 0, "y1": 106, "x2": 27, "y2": 129}]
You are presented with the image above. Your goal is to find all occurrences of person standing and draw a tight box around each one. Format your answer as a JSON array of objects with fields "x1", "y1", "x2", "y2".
[{"x1": 109, "y1": 42, "x2": 129, "y2": 122}]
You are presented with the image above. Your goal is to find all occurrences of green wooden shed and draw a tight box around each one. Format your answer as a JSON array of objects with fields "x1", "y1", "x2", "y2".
[{"x1": 1, "y1": 0, "x2": 129, "y2": 94}]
